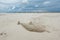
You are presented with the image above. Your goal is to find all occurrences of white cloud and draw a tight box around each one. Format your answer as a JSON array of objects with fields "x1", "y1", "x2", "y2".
[
  {"x1": 35, "y1": 5, "x2": 39, "y2": 7},
  {"x1": 0, "y1": 0, "x2": 20, "y2": 3},
  {"x1": 12, "y1": 6, "x2": 15, "y2": 9},
  {"x1": 43, "y1": 1, "x2": 50, "y2": 5},
  {"x1": 22, "y1": 0, "x2": 28, "y2": 3}
]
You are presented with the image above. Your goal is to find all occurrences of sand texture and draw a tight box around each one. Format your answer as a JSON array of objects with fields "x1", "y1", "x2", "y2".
[{"x1": 0, "y1": 13, "x2": 60, "y2": 40}]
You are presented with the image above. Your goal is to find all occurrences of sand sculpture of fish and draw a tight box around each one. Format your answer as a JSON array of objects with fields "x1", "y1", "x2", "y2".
[{"x1": 17, "y1": 21, "x2": 50, "y2": 33}]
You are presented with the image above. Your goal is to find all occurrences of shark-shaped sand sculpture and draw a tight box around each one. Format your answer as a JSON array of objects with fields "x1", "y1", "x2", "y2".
[{"x1": 17, "y1": 21, "x2": 50, "y2": 33}]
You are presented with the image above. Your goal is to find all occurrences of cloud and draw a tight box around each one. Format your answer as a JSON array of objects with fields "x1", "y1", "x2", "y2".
[
  {"x1": 43, "y1": 1, "x2": 50, "y2": 5},
  {"x1": 22, "y1": 0, "x2": 28, "y2": 3},
  {"x1": 0, "y1": 0, "x2": 21, "y2": 3}
]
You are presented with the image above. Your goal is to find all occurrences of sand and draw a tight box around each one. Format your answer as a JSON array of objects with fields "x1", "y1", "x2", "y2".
[{"x1": 0, "y1": 13, "x2": 60, "y2": 40}]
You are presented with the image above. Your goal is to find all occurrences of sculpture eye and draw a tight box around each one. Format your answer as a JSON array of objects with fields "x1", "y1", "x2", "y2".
[{"x1": 17, "y1": 21, "x2": 20, "y2": 25}]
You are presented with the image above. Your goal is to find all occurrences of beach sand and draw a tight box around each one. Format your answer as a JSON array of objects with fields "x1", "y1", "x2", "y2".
[{"x1": 0, "y1": 13, "x2": 60, "y2": 40}]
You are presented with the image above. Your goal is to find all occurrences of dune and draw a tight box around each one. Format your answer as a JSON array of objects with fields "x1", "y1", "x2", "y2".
[{"x1": 0, "y1": 13, "x2": 60, "y2": 40}]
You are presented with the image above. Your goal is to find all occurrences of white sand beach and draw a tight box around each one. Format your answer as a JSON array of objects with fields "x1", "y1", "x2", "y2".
[{"x1": 0, "y1": 13, "x2": 60, "y2": 40}]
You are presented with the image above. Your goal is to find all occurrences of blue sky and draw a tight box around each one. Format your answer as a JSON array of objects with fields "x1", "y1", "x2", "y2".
[{"x1": 0, "y1": 0, "x2": 60, "y2": 13}]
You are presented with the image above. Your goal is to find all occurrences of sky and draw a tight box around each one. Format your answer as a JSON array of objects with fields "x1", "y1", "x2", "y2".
[{"x1": 0, "y1": 0, "x2": 60, "y2": 13}]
